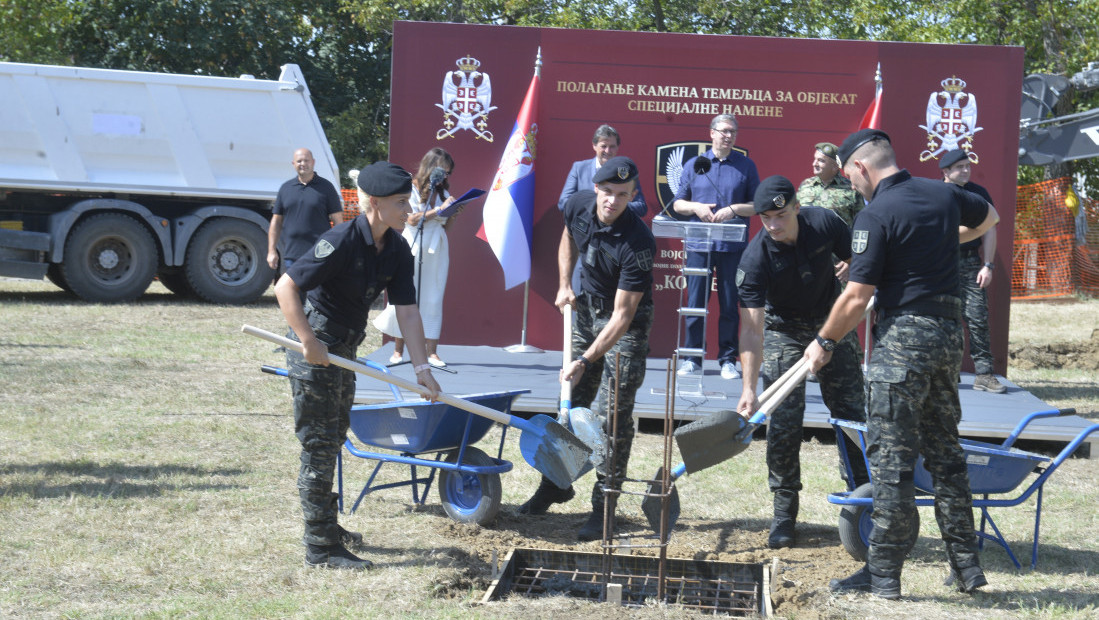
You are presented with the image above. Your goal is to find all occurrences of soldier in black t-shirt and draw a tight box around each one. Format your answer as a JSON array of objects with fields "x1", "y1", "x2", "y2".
[
  {"x1": 275, "y1": 161, "x2": 440, "y2": 571},
  {"x1": 736, "y1": 175, "x2": 869, "y2": 550},
  {"x1": 939, "y1": 149, "x2": 1005, "y2": 393},
  {"x1": 517, "y1": 156, "x2": 656, "y2": 542},
  {"x1": 809, "y1": 130, "x2": 999, "y2": 600}
]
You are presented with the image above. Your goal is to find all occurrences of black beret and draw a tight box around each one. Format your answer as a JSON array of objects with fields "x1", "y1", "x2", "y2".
[
  {"x1": 837, "y1": 129, "x2": 890, "y2": 167},
  {"x1": 356, "y1": 161, "x2": 412, "y2": 197},
  {"x1": 753, "y1": 175, "x2": 797, "y2": 214},
  {"x1": 592, "y1": 156, "x2": 638, "y2": 184},
  {"x1": 815, "y1": 142, "x2": 838, "y2": 159},
  {"x1": 939, "y1": 149, "x2": 970, "y2": 169}
]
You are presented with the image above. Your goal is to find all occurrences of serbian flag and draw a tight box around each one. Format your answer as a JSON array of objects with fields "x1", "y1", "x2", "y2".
[
  {"x1": 859, "y1": 63, "x2": 883, "y2": 129},
  {"x1": 478, "y1": 53, "x2": 540, "y2": 289}
]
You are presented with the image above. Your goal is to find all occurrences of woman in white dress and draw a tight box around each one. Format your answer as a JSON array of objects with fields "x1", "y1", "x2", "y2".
[{"x1": 373, "y1": 148, "x2": 460, "y2": 367}]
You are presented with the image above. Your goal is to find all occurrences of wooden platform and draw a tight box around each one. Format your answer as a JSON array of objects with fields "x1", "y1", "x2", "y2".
[{"x1": 357, "y1": 343, "x2": 1096, "y2": 453}]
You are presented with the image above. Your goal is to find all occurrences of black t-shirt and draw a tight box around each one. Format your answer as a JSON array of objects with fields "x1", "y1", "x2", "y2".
[
  {"x1": 273, "y1": 174, "x2": 342, "y2": 261},
  {"x1": 286, "y1": 216, "x2": 415, "y2": 334},
  {"x1": 849, "y1": 170, "x2": 990, "y2": 310},
  {"x1": 737, "y1": 206, "x2": 851, "y2": 319},
  {"x1": 563, "y1": 190, "x2": 656, "y2": 305},
  {"x1": 959, "y1": 180, "x2": 993, "y2": 254}
]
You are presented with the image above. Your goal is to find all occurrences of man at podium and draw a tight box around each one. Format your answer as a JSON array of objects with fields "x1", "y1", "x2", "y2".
[{"x1": 671, "y1": 114, "x2": 760, "y2": 380}]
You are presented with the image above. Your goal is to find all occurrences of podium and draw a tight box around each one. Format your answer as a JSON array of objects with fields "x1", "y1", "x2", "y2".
[{"x1": 651, "y1": 215, "x2": 747, "y2": 397}]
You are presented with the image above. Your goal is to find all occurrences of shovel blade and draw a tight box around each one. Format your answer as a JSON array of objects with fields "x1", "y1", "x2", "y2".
[
  {"x1": 518, "y1": 414, "x2": 593, "y2": 489},
  {"x1": 674, "y1": 409, "x2": 753, "y2": 474},
  {"x1": 566, "y1": 406, "x2": 606, "y2": 474},
  {"x1": 641, "y1": 466, "x2": 681, "y2": 536}
]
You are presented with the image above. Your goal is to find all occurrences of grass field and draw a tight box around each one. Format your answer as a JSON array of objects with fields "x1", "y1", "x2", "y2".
[{"x1": 1, "y1": 279, "x2": 1097, "y2": 619}]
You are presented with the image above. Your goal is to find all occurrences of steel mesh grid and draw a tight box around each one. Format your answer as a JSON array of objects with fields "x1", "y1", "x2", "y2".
[{"x1": 486, "y1": 548, "x2": 763, "y2": 616}]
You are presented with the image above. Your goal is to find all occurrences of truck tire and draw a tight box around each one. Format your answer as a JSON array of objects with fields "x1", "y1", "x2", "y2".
[
  {"x1": 46, "y1": 263, "x2": 72, "y2": 293},
  {"x1": 183, "y1": 218, "x2": 274, "y2": 305},
  {"x1": 61, "y1": 213, "x2": 157, "y2": 302}
]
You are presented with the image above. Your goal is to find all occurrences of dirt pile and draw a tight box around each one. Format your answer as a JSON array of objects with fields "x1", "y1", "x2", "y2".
[{"x1": 1009, "y1": 329, "x2": 1099, "y2": 371}]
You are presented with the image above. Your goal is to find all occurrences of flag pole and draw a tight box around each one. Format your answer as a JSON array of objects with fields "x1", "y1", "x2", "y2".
[
  {"x1": 505, "y1": 47, "x2": 544, "y2": 354},
  {"x1": 505, "y1": 279, "x2": 542, "y2": 353}
]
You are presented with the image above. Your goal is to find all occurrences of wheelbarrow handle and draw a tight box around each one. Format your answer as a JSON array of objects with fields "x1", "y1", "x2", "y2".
[
  {"x1": 560, "y1": 304, "x2": 573, "y2": 410},
  {"x1": 242, "y1": 325, "x2": 516, "y2": 428}
]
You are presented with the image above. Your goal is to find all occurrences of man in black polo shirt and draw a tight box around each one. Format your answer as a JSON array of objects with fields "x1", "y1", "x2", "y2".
[
  {"x1": 517, "y1": 156, "x2": 656, "y2": 542},
  {"x1": 275, "y1": 161, "x2": 440, "y2": 570},
  {"x1": 807, "y1": 130, "x2": 999, "y2": 599},
  {"x1": 268, "y1": 148, "x2": 344, "y2": 273},
  {"x1": 940, "y1": 149, "x2": 1005, "y2": 394},
  {"x1": 735, "y1": 175, "x2": 869, "y2": 550}
]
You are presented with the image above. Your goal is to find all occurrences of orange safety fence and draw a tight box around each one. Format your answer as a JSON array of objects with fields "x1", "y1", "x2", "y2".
[
  {"x1": 1012, "y1": 178, "x2": 1099, "y2": 300},
  {"x1": 340, "y1": 189, "x2": 361, "y2": 221}
]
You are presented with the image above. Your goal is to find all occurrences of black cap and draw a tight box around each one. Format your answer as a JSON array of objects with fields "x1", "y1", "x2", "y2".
[
  {"x1": 753, "y1": 175, "x2": 797, "y2": 214},
  {"x1": 592, "y1": 156, "x2": 639, "y2": 184},
  {"x1": 356, "y1": 161, "x2": 413, "y2": 197},
  {"x1": 815, "y1": 142, "x2": 838, "y2": 159},
  {"x1": 939, "y1": 149, "x2": 970, "y2": 169},
  {"x1": 837, "y1": 129, "x2": 890, "y2": 167}
]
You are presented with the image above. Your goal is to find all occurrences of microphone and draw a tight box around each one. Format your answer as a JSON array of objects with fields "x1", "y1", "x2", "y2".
[
  {"x1": 429, "y1": 167, "x2": 447, "y2": 188},
  {"x1": 692, "y1": 156, "x2": 725, "y2": 210}
]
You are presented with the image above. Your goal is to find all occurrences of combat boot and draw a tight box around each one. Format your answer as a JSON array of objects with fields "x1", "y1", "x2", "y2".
[
  {"x1": 517, "y1": 476, "x2": 575, "y2": 515},
  {"x1": 305, "y1": 543, "x2": 373, "y2": 570},
  {"x1": 829, "y1": 565, "x2": 900, "y2": 599},
  {"x1": 577, "y1": 510, "x2": 605, "y2": 541},
  {"x1": 767, "y1": 490, "x2": 798, "y2": 549},
  {"x1": 945, "y1": 565, "x2": 988, "y2": 593}
]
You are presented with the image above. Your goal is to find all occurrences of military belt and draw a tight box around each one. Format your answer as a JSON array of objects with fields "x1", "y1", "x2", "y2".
[
  {"x1": 878, "y1": 295, "x2": 962, "y2": 321},
  {"x1": 304, "y1": 301, "x2": 365, "y2": 348}
]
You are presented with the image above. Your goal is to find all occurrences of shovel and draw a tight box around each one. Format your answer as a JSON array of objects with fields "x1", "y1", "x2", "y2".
[
  {"x1": 641, "y1": 357, "x2": 811, "y2": 533},
  {"x1": 242, "y1": 324, "x2": 592, "y2": 489},
  {"x1": 558, "y1": 304, "x2": 606, "y2": 475}
]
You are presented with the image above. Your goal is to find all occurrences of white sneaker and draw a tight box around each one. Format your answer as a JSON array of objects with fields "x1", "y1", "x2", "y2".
[
  {"x1": 720, "y1": 361, "x2": 741, "y2": 380},
  {"x1": 676, "y1": 360, "x2": 699, "y2": 376}
]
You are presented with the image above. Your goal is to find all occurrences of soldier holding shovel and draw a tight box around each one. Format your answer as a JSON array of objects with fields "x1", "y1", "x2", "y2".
[
  {"x1": 517, "y1": 156, "x2": 656, "y2": 542},
  {"x1": 735, "y1": 175, "x2": 870, "y2": 549}
]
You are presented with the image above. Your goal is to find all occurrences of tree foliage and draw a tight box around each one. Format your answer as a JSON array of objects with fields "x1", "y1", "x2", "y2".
[{"x1": 1, "y1": 0, "x2": 1098, "y2": 189}]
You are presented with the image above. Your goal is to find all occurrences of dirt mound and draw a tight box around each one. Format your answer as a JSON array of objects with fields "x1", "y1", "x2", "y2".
[{"x1": 1008, "y1": 329, "x2": 1099, "y2": 371}]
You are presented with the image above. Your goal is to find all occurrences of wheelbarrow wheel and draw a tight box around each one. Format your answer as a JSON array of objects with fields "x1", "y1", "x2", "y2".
[
  {"x1": 438, "y1": 447, "x2": 502, "y2": 526},
  {"x1": 838, "y1": 483, "x2": 874, "y2": 562},
  {"x1": 838, "y1": 482, "x2": 920, "y2": 562}
]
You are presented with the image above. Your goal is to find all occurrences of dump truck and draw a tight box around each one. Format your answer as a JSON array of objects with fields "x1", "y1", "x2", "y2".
[{"x1": 0, "y1": 61, "x2": 339, "y2": 304}]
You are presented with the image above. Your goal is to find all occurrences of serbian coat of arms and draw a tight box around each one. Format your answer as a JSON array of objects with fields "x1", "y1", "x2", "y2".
[
  {"x1": 919, "y1": 75, "x2": 982, "y2": 164},
  {"x1": 436, "y1": 55, "x2": 497, "y2": 141}
]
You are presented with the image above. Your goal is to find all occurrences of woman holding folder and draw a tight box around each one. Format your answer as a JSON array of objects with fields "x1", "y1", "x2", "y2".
[{"x1": 374, "y1": 147, "x2": 462, "y2": 367}]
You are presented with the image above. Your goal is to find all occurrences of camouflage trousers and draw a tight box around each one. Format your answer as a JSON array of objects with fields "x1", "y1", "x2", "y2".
[
  {"x1": 572, "y1": 295, "x2": 653, "y2": 508},
  {"x1": 761, "y1": 315, "x2": 868, "y2": 496},
  {"x1": 865, "y1": 314, "x2": 980, "y2": 578},
  {"x1": 285, "y1": 324, "x2": 358, "y2": 547},
  {"x1": 960, "y1": 253, "x2": 993, "y2": 375}
]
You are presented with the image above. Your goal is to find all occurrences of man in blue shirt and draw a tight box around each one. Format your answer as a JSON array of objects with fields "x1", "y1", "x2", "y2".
[{"x1": 672, "y1": 114, "x2": 760, "y2": 380}]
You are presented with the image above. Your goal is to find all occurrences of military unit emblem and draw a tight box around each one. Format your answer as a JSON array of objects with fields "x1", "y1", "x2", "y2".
[
  {"x1": 436, "y1": 55, "x2": 498, "y2": 142},
  {"x1": 851, "y1": 230, "x2": 869, "y2": 254},
  {"x1": 655, "y1": 141, "x2": 749, "y2": 214},
  {"x1": 919, "y1": 75, "x2": 982, "y2": 164}
]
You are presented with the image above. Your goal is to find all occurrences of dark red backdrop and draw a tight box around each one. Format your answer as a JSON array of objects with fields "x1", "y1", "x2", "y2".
[{"x1": 390, "y1": 21, "x2": 1023, "y2": 375}]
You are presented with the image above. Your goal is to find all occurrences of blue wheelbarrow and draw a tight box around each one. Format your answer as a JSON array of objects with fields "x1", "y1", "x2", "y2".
[
  {"x1": 827, "y1": 408, "x2": 1099, "y2": 569},
  {"x1": 261, "y1": 362, "x2": 528, "y2": 526}
]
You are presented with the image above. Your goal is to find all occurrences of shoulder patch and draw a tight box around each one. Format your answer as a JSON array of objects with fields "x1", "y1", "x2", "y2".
[
  {"x1": 851, "y1": 230, "x2": 869, "y2": 254},
  {"x1": 635, "y1": 248, "x2": 653, "y2": 272},
  {"x1": 314, "y1": 239, "x2": 336, "y2": 259},
  {"x1": 736, "y1": 268, "x2": 746, "y2": 287}
]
